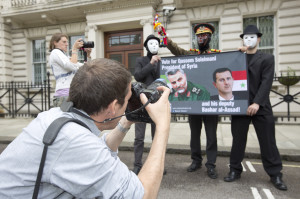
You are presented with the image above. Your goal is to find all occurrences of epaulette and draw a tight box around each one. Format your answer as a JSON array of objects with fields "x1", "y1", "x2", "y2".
[
  {"x1": 190, "y1": 48, "x2": 201, "y2": 54},
  {"x1": 210, "y1": 49, "x2": 221, "y2": 53}
]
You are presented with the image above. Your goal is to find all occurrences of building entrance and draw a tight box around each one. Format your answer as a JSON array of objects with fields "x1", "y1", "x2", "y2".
[{"x1": 105, "y1": 29, "x2": 143, "y2": 75}]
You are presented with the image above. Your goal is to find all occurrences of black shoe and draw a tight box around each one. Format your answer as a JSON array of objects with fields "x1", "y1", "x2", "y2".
[
  {"x1": 271, "y1": 176, "x2": 288, "y2": 191},
  {"x1": 224, "y1": 171, "x2": 241, "y2": 182},
  {"x1": 133, "y1": 166, "x2": 141, "y2": 175},
  {"x1": 187, "y1": 161, "x2": 201, "y2": 172},
  {"x1": 207, "y1": 167, "x2": 218, "y2": 179}
]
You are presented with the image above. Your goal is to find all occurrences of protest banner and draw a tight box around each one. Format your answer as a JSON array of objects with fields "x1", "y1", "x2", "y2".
[{"x1": 160, "y1": 51, "x2": 248, "y2": 115}]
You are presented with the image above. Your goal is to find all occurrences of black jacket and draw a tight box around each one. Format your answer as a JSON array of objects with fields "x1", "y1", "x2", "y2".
[
  {"x1": 134, "y1": 56, "x2": 160, "y2": 86},
  {"x1": 247, "y1": 51, "x2": 274, "y2": 115}
]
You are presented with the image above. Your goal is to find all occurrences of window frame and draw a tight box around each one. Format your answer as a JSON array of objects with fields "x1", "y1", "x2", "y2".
[
  {"x1": 105, "y1": 29, "x2": 143, "y2": 52},
  {"x1": 68, "y1": 35, "x2": 85, "y2": 63},
  {"x1": 243, "y1": 15, "x2": 275, "y2": 55},
  {"x1": 32, "y1": 39, "x2": 47, "y2": 85}
]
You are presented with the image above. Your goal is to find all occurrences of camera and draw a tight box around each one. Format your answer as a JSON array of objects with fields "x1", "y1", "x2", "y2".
[
  {"x1": 163, "y1": 6, "x2": 176, "y2": 11},
  {"x1": 82, "y1": 41, "x2": 94, "y2": 48},
  {"x1": 163, "y1": 6, "x2": 176, "y2": 17},
  {"x1": 125, "y1": 79, "x2": 168, "y2": 123}
]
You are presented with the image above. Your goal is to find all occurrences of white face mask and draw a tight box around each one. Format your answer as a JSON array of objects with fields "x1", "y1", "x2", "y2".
[
  {"x1": 243, "y1": 34, "x2": 258, "y2": 49},
  {"x1": 147, "y1": 39, "x2": 159, "y2": 54}
]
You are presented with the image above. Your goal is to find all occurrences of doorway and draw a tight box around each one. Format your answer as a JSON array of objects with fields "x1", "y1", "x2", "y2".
[{"x1": 105, "y1": 29, "x2": 143, "y2": 75}]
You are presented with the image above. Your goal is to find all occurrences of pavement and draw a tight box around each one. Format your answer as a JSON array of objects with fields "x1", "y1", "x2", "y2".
[{"x1": 0, "y1": 117, "x2": 300, "y2": 162}]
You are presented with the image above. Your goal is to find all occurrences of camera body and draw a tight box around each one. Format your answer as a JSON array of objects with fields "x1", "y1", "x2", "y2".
[
  {"x1": 125, "y1": 79, "x2": 167, "y2": 123},
  {"x1": 82, "y1": 41, "x2": 94, "y2": 48},
  {"x1": 163, "y1": 6, "x2": 176, "y2": 11}
]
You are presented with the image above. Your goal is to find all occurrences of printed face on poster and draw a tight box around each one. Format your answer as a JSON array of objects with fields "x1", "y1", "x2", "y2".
[{"x1": 159, "y1": 51, "x2": 249, "y2": 115}]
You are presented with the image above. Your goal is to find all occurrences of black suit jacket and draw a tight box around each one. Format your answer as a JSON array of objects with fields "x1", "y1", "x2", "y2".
[
  {"x1": 134, "y1": 56, "x2": 160, "y2": 86},
  {"x1": 247, "y1": 51, "x2": 274, "y2": 115}
]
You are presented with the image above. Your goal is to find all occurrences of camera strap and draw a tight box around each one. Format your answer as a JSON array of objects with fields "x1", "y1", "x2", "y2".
[
  {"x1": 33, "y1": 99, "x2": 151, "y2": 198},
  {"x1": 61, "y1": 100, "x2": 151, "y2": 124},
  {"x1": 33, "y1": 117, "x2": 91, "y2": 199}
]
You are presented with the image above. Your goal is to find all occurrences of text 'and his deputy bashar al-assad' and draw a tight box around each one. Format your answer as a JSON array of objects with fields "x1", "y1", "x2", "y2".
[{"x1": 201, "y1": 101, "x2": 241, "y2": 113}]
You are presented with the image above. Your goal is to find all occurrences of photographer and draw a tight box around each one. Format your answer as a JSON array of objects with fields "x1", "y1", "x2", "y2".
[
  {"x1": 49, "y1": 33, "x2": 92, "y2": 107},
  {"x1": 0, "y1": 58, "x2": 171, "y2": 198}
]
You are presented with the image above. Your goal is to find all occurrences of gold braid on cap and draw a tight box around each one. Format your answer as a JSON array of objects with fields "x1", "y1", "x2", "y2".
[{"x1": 195, "y1": 26, "x2": 212, "y2": 35}]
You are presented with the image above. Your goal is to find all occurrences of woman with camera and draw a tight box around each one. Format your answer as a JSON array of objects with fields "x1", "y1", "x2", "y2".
[{"x1": 49, "y1": 33, "x2": 92, "y2": 107}]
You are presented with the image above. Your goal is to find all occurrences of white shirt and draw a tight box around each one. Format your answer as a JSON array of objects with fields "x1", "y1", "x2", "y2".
[
  {"x1": 49, "y1": 49, "x2": 83, "y2": 92},
  {"x1": 219, "y1": 95, "x2": 234, "y2": 100},
  {"x1": 0, "y1": 108, "x2": 144, "y2": 198}
]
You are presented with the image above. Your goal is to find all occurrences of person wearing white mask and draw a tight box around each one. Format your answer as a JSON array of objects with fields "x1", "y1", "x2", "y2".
[
  {"x1": 132, "y1": 34, "x2": 166, "y2": 175},
  {"x1": 224, "y1": 25, "x2": 288, "y2": 191}
]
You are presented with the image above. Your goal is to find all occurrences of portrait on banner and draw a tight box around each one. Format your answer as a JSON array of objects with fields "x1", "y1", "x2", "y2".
[{"x1": 160, "y1": 51, "x2": 249, "y2": 115}]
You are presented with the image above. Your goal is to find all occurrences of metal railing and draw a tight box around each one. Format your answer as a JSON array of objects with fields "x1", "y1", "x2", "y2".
[
  {"x1": 10, "y1": 0, "x2": 37, "y2": 7},
  {"x1": 0, "y1": 72, "x2": 51, "y2": 118},
  {"x1": 0, "y1": 73, "x2": 299, "y2": 122},
  {"x1": 271, "y1": 74, "x2": 300, "y2": 121}
]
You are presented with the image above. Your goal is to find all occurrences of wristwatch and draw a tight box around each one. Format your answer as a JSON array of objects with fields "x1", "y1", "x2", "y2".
[{"x1": 117, "y1": 122, "x2": 130, "y2": 134}]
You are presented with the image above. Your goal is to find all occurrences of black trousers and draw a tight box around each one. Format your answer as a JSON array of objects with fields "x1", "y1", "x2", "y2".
[
  {"x1": 133, "y1": 122, "x2": 156, "y2": 168},
  {"x1": 188, "y1": 115, "x2": 218, "y2": 168},
  {"x1": 230, "y1": 115, "x2": 282, "y2": 177}
]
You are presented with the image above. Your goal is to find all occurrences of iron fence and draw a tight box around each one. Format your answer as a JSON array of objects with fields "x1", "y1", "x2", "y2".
[
  {"x1": 271, "y1": 74, "x2": 300, "y2": 121},
  {"x1": 0, "y1": 72, "x2": 51, "y2": 118},
  {"x1": 0, "y1": 73, "x2": 299, "y2": 122}
]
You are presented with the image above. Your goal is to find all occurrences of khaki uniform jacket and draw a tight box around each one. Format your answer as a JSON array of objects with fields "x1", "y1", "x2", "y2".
[{"x1": 169, "y1": 81, "x2": 210, "y2": 101}]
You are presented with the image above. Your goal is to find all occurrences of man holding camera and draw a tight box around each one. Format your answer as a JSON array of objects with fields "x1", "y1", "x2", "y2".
[{"x1": 0, "y1": 58, "x2": 171, "y2": 198}]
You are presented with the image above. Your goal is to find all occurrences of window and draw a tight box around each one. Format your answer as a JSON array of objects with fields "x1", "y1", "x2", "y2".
[
  {"x1": 32, "y1": 39, "x2": 46, "y2": 84},
  {"x1": 191, "y1": 22, "x2": 219, "y2": 50},
  {"x1": 69, "y1": 35, "x2": 85, "y2": 63},
  {"x1": 109, "y1": 34, "x2": 141, "y2": 47},
  {"x1": 243, "y1": 16, "x2": 274, "y2": 55}
]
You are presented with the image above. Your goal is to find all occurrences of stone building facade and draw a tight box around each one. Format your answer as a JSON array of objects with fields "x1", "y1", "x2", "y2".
[{"x1": 0, "y1": 0, "x2": 299, "y2": 116}]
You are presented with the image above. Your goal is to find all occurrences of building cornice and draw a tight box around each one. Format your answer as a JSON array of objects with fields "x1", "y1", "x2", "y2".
[
  {"x1": 84, "y1": 0, "x2": 162, "y2": 13},
  {"x1": 1, "y1": 0, "x2": 162, "y2": 16}
]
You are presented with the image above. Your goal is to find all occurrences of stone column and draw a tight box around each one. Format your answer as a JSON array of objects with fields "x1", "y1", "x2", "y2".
[
  {"x1": 140, "y1": 18, "x2": 154, "y2": 56},
  {"x1": 86, "y1": 25, "x2": 104, "y2": 59},
  {"x1": 0, "y1": 18, "x2": 12, "y2": 82}
]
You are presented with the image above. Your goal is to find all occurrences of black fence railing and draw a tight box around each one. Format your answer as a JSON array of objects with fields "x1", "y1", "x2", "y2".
[
  {"x1": 0, "y1": 72, "x2": 51, "y2": 118},
  {"x1": 271, "y1": 74, "x2": 300, "y2": 121},
  {"x1": 0, "y1": 73, "x2": 299, "y2": 122}
]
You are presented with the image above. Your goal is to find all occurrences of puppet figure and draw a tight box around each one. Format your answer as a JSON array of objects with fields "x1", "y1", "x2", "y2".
[{"x1": 153, "y1": 14, "x2": 168, "y2": 47}]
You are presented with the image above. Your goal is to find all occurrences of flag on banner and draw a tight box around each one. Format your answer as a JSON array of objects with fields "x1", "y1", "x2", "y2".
[{"x1": 232, "y1": 70, "x2": 247, "y2": 91}]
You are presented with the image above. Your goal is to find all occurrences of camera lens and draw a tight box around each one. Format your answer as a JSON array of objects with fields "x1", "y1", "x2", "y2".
[{"x1": 83, "y1": 41, "x2": 94, "y2": 48}]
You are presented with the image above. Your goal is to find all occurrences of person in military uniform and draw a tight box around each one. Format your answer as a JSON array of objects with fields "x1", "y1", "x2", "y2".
[
  {"x1": 165, "y1": 68, "x2": 210, "y2": 101},
  {"x1": 160, "y1": 23, "x2": 220, "y2": 179}
]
